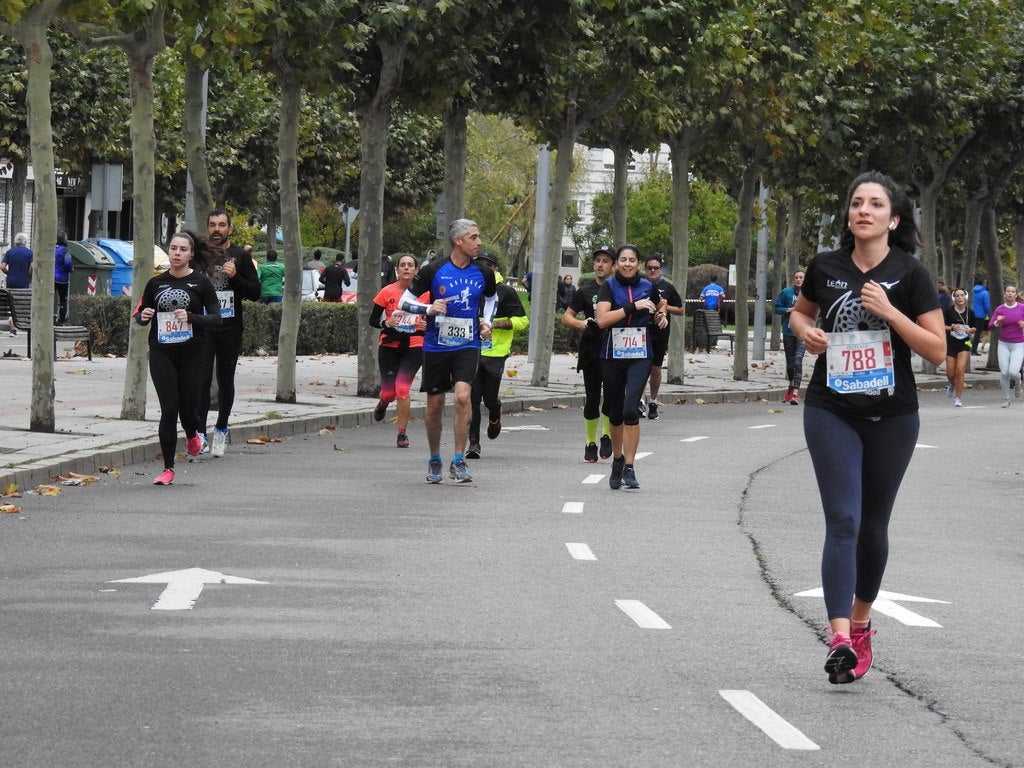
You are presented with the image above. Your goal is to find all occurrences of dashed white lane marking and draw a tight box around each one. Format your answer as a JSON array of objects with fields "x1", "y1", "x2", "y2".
[
  {"x1": 915, "y1": 443, "x2": 935, "y2": 448},
  {"x1": 501, "y1": 425, "x2": 549, "y2": 431},
  {"x1": 582, "y1": 474, "x2": 605, "y2": 484},
  {"x1": 566, "y1": 543, "x2": 596, "y2": 560},
  {"x1": 719, "y1": 690, "x2": 820, "y2": 751},
  {"x1": 634, "y1": 451, "x2": 653, "y2": 460},
  {"x1": 681, "y1": 436, "x2": 710, "y2": 442},
  {"x1": 748, "y1": 424, "x2": 776, "y2": 430},
  {"x1": 615, "y1": 600, "x2": 671, "y2": 629},
  {"x1": 562, "y1": 501, "x2": 584, "y2": 514}
]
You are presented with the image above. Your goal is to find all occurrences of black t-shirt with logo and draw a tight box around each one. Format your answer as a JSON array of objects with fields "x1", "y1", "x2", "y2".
[{"x1": 801, "y1": 246, "x2": 939, "y2": 417}]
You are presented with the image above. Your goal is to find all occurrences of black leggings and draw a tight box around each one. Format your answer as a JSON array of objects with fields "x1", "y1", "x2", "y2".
[
  {"x1": 150, "y1": 344, "x2": 205, "y2": 469},
  {"x1": 470, "y1": 356, "x2": 505, "y2": 440},
  {"x1": 803, "y1": 405, "x2": 919, "y2": 620},
  {"x1": 580, "y1": 357, "x2": 608, "y2": 421},
  {"x1": 198, "y1": 325, "x2": 242, "y2": 433},
  {"x1": 55, "y1": 281, "x2": 69, "y2": 324},
  {"x1": 601, "y1": 357, "x2": 653, "y2": 426}
]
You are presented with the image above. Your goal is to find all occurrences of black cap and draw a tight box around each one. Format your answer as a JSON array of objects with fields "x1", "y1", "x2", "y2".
[
  {"x1": 475, "y1": 250, "x2": 498, "y2": 265},
  {"x1": 593, "y1": 244, "x2": 614, "y2": 258}
]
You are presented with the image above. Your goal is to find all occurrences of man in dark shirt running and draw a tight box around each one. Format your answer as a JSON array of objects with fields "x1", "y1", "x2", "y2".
[{"x1": 319, "y1": 253, "x2": 351, "y2": 301}]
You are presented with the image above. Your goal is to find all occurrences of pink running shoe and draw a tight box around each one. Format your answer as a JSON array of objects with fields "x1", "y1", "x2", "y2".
[
  {"x1": 824, "y1": 629, "x2": 858, "y2": 684},
  {"x1": 186, "y1": 433, "x2": 203, "y2": 457},
  {"x1": 851, "y1": 625, "x2": 876, "y2": 680},
  {"x1": 153, "y1": 468, "x2": 175, "y2": 486}
]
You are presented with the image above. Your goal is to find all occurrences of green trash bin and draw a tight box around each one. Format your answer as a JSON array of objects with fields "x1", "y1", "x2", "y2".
[{"x1": 66, "y1": 241, "x2": 115, "y2": 323}]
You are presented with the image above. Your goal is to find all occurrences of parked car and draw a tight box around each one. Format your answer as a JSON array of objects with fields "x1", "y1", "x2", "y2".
[{"x1": 300, "y1": 268, "x2": 357, "y2": 302}]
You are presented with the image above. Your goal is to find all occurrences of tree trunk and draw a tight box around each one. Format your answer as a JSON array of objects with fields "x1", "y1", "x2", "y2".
[
  {"x1": 732, "y1": 160, "x2": 758, "y2": 381},
  {"x1": 1016, "y1": 217, "x2": 1024, "y2": 290},
  {"x1": 981, "y1": 203, "x2": 1003, "y2": 371},
  {"x1": 769, "y1": 197, "x2": 787, "y2": 351},
  {"x1": 666, "y1": 134, "x2": 691, "y2": 385},
  {"x1": 10, "y1": 158, "x2": 26, "y2": 241},
  {"x1": 961, "y1": 198, "x2": 982, "y2": 292},
  {"x1": 939, "y1": 222, "x2": 954, "y2": 288},
  {"x1": 442, "y1": 103, "x2": 468, "y2": 247},
  {"x1": 119, "y1": 9, "x2": 164, "y2": 421},
  {"x1": 529, "y1": 123, "x2": 576, "y2": 387},
  {"x1": 18, "y1": 0, "x2": 62, "y2": 432},
  {"x1": 183, "y1": 55, "x2": 212, "y2": 229},
  {"x1": 611, "y1": 137, "x2": 628, "y2": 245},
  {"x1": 275, "y1": 79, "x2": 301, "y2": 403}
]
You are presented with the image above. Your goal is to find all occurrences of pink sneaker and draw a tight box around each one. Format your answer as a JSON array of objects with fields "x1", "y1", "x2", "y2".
[
  {"x1": 153, "y1": 468, "x2": 175, "y2": 485},
  {"x1": 824, "y1": 629, "x2": 858, "y2": 684},
  {"x1": 186, "y1": 433, "x2": 203, "y2": 457},
  {"x1": 851, "y1": 625, "x2": 876, "y2": 680}
]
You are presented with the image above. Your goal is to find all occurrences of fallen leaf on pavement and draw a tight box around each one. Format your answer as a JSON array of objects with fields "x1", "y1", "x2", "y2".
[
  {"x1": 309, "y1": 380, "x2": 326, "y2": 386},
  {"x1": 247, "y1": 436, "x2": 271, "y2": 444},
  {"x1": 98, "y1": 466, "x2": 121, "y2": 476},
  {"x1": 694, "y1": 398, "x2": 708, "y2": 405},
  {"x1": 318, "y1": 428, "x2": 332, "y2": 436},
  {"x1": 551, "y1": 403, "x2": 569, "y2": 409},
  {"x1": 321, "y1": 424, "x2": 337, "y2": 431},
  {"x1": 2, "y1": 483, "x2": 20, "y2": 498},
  {"x1": 506, "y1": 369, "x2": 518, "y2": 377},
  {"x1": 35, "y1": 485, "x2": 62, "y2": 496},
  {"x1": 527, "y1": 405, "x2": 545, "y2": 412},
  {"x1": 1, "y1": 503, "x2": 21, "y2": 514}
]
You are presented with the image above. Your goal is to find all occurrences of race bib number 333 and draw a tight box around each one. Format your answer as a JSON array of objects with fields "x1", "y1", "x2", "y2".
[{"x1": 826, "y1": 330, "x2": 894, "y2": 394}]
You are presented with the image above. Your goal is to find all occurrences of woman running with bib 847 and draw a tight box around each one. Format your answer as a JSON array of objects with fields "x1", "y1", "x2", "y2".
[{"x1": 789, "y1": 171, "x2": 945, "y2": 685}]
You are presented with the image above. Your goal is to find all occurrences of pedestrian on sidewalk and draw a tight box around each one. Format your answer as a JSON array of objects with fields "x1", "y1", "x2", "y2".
[
  {"x1": 2, "y1": 232, "x2": 32, "y2": 335},
  {"x1": 258, "y1": 250, "x2": 285, "y2": 303},
  {"x1": 773, "y1": 269, "x2": 806, "y2": 405},
  {"x1": 133, "y1": 232, "x2": 222, "y2": 486},
  {"x1": 320, "y1": 253, "x2": 351, "y2": 302},
  {"x1": 596, "y1": 244, "x2": 667, "y2": 490},
  {"x1": 53, "y1": 231, "x2": 73, "y2": 325},
  {"x1": 971, "y1": 275, "x2": 990, "y2": 355},
  {"x1": 789, "y1": 170, "x2": 945, "y2": 685},
  {"x1": 370, "y1": 253, "x2": 428, "y2": 448},
  {"x1": 943, "y1": 287, "x2": 974, "y2": 407},
  {"x1": 195, "y1": 209, "x2": 261, "y2": 457},
  {"x1": 399, "y1": 219, "x2": 497, "y2": 484},
  {"x1": 562, "y1": 246, "x2": 616, "y2": 462},
  {"x1": 988, "y1": 284, "x2": 1024, "y2": 407},
  {"x1": 467, "y1": 251, "x2": 528, "y2": 459}
]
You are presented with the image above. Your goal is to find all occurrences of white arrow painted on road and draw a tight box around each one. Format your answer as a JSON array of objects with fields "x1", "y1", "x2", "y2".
[
  {"x1": 795, "y1": 588, "x2": 949, "y2": 627},
  {"x1": 111, "y1": 568, "x2": 267, "y2": 611}
]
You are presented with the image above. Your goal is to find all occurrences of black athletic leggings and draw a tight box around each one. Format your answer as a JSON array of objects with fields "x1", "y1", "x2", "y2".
[
  {"x1": 580, "y1": 357, "x2": 608, "y2": 421},
  {"x1": 150, "y1": 344, "x2": 205, "y2": 469},
  {"x1": 803, "y1": 405, "x2": 919, "y2": 620},
  {"x1": 470, "y1": 355, "x2": 505, "y2": 439},
  {"x1": 197, "y1": 325, "x2": 242, "y2": 433},
  {"x1": 601, "y1": 357, "x2": 653, "y2": 426}
]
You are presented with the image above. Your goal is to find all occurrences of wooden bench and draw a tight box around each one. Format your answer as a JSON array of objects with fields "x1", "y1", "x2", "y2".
[
  {"x1": 0, "y1": 287, "x2": 93, "y2": 360},
  {"x1": 693, "y1": 308, "x2": 735, "y2": 353}
]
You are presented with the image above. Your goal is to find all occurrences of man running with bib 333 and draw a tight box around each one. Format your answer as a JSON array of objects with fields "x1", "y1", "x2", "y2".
[{"x1": 399, "y1": 219, "x2": 497, "y2": 483}]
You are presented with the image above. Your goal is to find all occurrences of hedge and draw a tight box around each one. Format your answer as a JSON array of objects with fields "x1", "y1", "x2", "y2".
[{"x1": 71, "y1": 295, "x2": 579, "y2": 356}]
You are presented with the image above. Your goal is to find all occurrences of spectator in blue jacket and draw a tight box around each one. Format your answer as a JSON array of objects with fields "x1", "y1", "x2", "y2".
[
  {"x1": 54, "y1": 231, "x2": 73, "y2": 324},
  {"x1": 971, "y1": 276, "x2": 991, "y2": 356}
]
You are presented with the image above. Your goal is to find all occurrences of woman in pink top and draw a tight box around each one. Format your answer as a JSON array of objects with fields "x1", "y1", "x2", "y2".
[{"x1": 988, "y1": 285, "x2": 1024, "y2": 406}]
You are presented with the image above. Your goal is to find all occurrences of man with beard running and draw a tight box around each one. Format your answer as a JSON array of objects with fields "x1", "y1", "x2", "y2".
[{"x1": 196, "y1": 209, "x2": 261, "y2": 457}]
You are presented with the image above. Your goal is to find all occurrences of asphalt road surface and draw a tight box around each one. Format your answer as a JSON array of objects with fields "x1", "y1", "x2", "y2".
[{"x1": 2, "y1": 393, "x2": 1020, "y2": 768}]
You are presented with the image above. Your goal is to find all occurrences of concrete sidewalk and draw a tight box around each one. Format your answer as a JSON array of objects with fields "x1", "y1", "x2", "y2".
[{"x1": 0, "y1": 332, "x2": 974, "y2": 490}]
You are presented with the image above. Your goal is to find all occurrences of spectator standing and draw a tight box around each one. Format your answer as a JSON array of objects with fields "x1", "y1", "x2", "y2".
[
  {"x1": 53, "y1": 231, "x2": 73, "y2": 324},
  {"x1": 943, "y1": 287, "x2": 975, "y2": 407},
  {"x1": 700, "y1": 277, "x2": 725, "y2": 311},
  {"x1": 641, "y1": 255, "x2": 684, "y2": 419},
  {"x1": 936, "y1": 279, "x2": 952, "y2": 312},
  {"x1": 380, "y1": 251, "x2": 397, "y2": 288},
  {"x1": 195, "y1": 209, "x2": 262, "y2": 457},
  {"x1": 399, "y1": 218, "x2": 497, "y2": 484},
  {"x1": 789, "y1": 171, "x2": 944, "y2": 685},
  {"x1": 305, "y1": 249, "x2": 327, "y2": 272},
  {"x1": 2, "y1": 232, "x2": 33, "y2": 335},
  {"x1": 971, "y1": 276, "x2": 991, "y2": 356},
  {"x1": 596, "y1": 244, "x2": 667, "y2": 490},
  {"x1": 519, "y1": 270, "x2": 533, "y2": 300},
  {"x1": 556, "y1": 274, "x2": 576, "y2": 311},
  {"x1": 561, "y1": 246, "x2": 616, "y2": 462},
  {"x1": 369, "y1": 253, "x2": 428, "y2": 448},
  {"x1": 467, "y1": 251, "x2": 528, "y2": 459},
  {"x1": 988, "y1": 285, "x2": 1024, "y2": 407},
  {"x1": 773, "y1": 270, "x2": 806, "y2": 405},
  {"x1": 320, "y1": 254, "x2": 351, "y2": 301},
  {"x1": 133, "y1": 232, "x2": 222, "y2": 485},
  {"x1": 258, "y1": 250, "x2": 285, "y2": 303}
]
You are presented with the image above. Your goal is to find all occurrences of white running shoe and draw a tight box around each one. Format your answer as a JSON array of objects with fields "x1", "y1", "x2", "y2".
[
  {"x1": 211, "y1": 428, "x2": 228, "y2": 457},
  {"x1": 953, "y1": 397, "x2": 963, "y2": 407}
]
